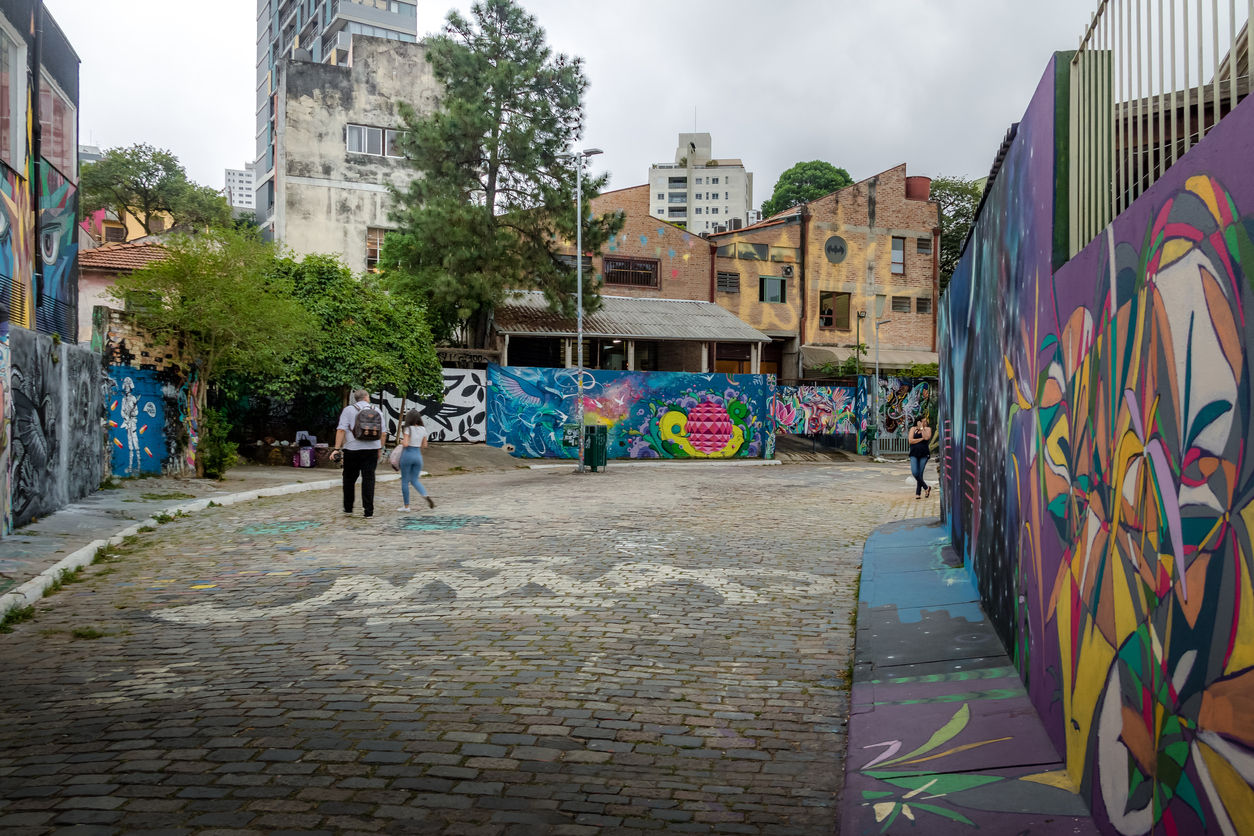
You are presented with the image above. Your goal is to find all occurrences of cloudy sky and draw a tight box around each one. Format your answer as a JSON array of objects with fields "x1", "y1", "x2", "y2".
[{"x1": 49, "y1": 0, "x2": 1097, "y2": 206}]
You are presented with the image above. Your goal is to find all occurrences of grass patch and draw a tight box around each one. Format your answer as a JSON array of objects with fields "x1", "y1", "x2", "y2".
[
  {"x1": 71, "y1": 627, "x2": 106, "y2": 640},
  {"x1": 152, "y1": 510, "x2": 190, "y2": 525},
  {"x1": 43, "y1": 566, "x2": 85, "y2": 597},
  {"x1": 448, "y1": 466, "x2": 466, "y2": 472},
  {"x1": 137, "y1": 525, "x2": 155, "y2": 533},
  {"x1": 98, "y1": 477, "x2": 122, "y2": 490},
  {"x1": 141, "y1": 492, "x2": 195, "y2": 501},
  {"x1": 0, "y1": 605, "x2": 36, "y2": 633}
]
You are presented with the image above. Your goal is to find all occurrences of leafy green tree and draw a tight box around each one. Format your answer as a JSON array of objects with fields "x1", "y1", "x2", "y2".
[
  {"x1": 382, "y1": 0, "x2": 624, "y2": 347},
  {"x1": 275, "y1": 254, "x2": 444, "y2": 404},
  {"x1": 110, "y1": 228, "x2": 317, "y2": 476},
  {"x1": 930, "y1": 175, "x2": 983, "y2": 292},
  {"x1": 760, "y1": 160, "x2": 853, "y2": 218},
  {"x1": 81, "y1": 143, "x2": 231, "y2": 240}
]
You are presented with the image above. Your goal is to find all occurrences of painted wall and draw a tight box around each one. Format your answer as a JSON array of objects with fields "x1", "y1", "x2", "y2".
[
  {"x1": 939, "y1": 54, "x2": 1254, "y2": 834},
  {"x1": 487, "y1": 364, "x2": 775, "y2": 460},
  {"x1": 874, "y1": 376, "x2": 934, "y2": 439},
  {"x1": 375, "y1": 369, "x2": 486, "y2": 443},
  {"x1": 4, "y1": 325, "x2": 102, "y2": 532},
  {"x1": 772, "y1": 384, "x2": 857, "y2": 436}
]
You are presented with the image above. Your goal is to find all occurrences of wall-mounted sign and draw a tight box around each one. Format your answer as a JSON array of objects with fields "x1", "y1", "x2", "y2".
[{"x1": 824, "y1": 236, "x2": 848, "y2": 264}]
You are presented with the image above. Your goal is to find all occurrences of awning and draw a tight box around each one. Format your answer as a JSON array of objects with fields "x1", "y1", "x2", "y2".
[{"x1": 802, "y1": 345, "x2": 937, "y2": 369}]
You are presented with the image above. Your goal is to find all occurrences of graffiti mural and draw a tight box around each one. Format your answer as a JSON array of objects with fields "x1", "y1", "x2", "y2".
[
  {"x1": 0, "y1": 335, "x2": 8, "y2": 534},
  {"x1": 486, "y1": 365, "x2": 774, "y2": 459},
  {"x1": 939, "y1": 56, "x2": 1254, "y2": 835},
  {"x1": 8, "y1": 327, "x2": 60, "y2": 526},
  {"x1": 64, "y1": 346, "x2": 102, "y2": 502},
  {"x1": 0, "y1": 166, "x2": 34, "y2": 330},
  {"x1": 875, "y1": 376, "x2": 933, "y2": 438},
  {"x1": 376, "y1": 370, "x2": 486, "y2": 442},
  {"x1": 35, "y1": 166, "x2": 77, "y2": 337},
  {"x1": 772, "y1": 385, "x2": 857, "y2": 436},
  {"x1": 107, "y1": 368, "x2": 168, "y2": 476}
]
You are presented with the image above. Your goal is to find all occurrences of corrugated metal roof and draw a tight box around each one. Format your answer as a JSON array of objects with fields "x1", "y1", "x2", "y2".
[{"x1": 495, "y1": 291, "x2": 770, "y2": 343}]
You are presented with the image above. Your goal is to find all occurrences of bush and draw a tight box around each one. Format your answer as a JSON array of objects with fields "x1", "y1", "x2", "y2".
[{"x1": 199, "y1": 408, "x2": 239, "y2": 479}]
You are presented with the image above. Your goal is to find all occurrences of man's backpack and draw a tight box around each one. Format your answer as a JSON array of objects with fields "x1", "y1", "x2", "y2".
[{"x1": 352, "y1": 402, "x2": 384, "y2": 441}]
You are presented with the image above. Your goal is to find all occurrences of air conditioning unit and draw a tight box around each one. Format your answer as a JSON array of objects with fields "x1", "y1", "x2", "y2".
[{"x1": 781, "y1": 265, "x2": 795, "y2": 278}]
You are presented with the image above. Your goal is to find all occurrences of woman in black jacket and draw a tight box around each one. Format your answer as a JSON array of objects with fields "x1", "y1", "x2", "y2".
[{"x1": 908, "y1": 416, "x2": 932, "y2": 499}]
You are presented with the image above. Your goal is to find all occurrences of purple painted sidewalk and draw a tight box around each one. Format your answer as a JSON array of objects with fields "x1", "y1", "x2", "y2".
[{"x1": 841, "y1": 518, "x2": 1097, "y2": 835}]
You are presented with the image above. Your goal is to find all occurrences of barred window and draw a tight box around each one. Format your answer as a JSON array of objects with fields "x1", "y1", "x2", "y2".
[
  {"x1": 604, "y1": 257, "x2": 659, "y2": 288},
  {"x1": 917, "y1": 297, "x2": 932, "y2": 314},
  {"x1": 717, "y1": 271, "x2": 740, "y2": 292},
  {"x1": 916, "y1": 237, "x2": 933, "y2": 254},
  {"x1": 891, "y1": 295, "x2": 912, "y2": 313}
]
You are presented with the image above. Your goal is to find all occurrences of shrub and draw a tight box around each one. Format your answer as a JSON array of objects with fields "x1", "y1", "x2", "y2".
[{"x1": 199, "y1": 408, "x2": 239, "y2": 480}]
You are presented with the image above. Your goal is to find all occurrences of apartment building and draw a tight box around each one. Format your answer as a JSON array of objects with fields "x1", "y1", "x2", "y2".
[
  {"x1": 224, "y1": 163, "x2": 257, "y2": 210},
  {"x1": 254, "y1": 0, "x2": 418, "y2": 226},
  {"x1": 709, "y1": 164, "x2": 939, "y2": 378},
  {"x1": 648, "y1": 133, "x2": 754, "y2": 233}
]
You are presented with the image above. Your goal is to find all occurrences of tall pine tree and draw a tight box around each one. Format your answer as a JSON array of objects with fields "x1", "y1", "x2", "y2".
[{"x1": 383, "y1": 0, "x2": 623, "y2": 347}]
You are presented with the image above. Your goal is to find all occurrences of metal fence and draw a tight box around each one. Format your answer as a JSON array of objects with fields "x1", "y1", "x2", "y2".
[{"x1": 1070, "y1": 0, "x2": 1252, "y2": 255}]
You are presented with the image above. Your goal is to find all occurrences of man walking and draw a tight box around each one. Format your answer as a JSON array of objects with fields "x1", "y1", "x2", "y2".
[{"x1": 332, "y1": 389, "x2": 387, "y2": 517}]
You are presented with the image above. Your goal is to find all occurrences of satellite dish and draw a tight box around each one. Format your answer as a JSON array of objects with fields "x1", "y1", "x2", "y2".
[{"x1": 824, "y1": 236, "x2": 848, "y2": 264}]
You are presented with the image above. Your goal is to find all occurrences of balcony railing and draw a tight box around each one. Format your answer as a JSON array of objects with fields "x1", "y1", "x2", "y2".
[{"x1": 1070, "y1": 0, "x2": 1251, "y2": 254}]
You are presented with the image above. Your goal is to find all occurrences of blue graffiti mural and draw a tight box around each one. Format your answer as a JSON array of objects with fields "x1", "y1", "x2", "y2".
[
  {"x1": 107, "y1": 368, "x2": 167, "y2": 476},
  {"x1": 486, "y1": 365, "x2": 775, "y2": 459}
]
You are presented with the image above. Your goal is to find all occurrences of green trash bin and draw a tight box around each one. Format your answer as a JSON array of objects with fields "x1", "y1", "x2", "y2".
[{"x1": 584, "y1": 425, "x2": 608, "y2": 472}]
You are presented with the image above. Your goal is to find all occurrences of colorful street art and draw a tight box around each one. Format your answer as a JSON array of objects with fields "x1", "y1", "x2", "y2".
[
  {"x1": 36, "y1": 166, "x2": 77, "y2": 337},
  {"x1": 938, "y1": 56, "x2": 1254, "y2": 835},
  {"x1": 486, "y1": 365, "x2": 774, "y2": 459},
  {"x1": 876, "y1": 376, "x2": 933, "y2": 438},
  {"x1": 107, "y1": 368, "x2": 168, "y2": 476},
  {"x1": 376, "y1": 370, "x2": 486, "y2": 442},
  {"x1": 0, "y1": 335, "x2": 8, "y2": 534},
  {"x1": 0, "y1": 166, "x2": 34, "y2": 330},
  {"x1": 772, "y1": 385, "x2": 857, "y2": 436}
]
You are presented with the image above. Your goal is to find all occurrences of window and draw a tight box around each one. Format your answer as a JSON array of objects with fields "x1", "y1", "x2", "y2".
[
  {"x1": 694, "y1": 177, "x2": 703, "y2": 184},
  {"x1": 711, "y1": 207, "x2": 719, "y2": 215},
  {"x1": 819, "y1": 291, "x2": 851, "y2": 329},
  {"x1": 657, "y1": 193, "x2": 664, "y2": 200},
  {"x1": 556, "y1": 254, "x2": 593, "y2": 272},
  {"x1": 366, "y1": 227, "x2": 387, "y2": 271},
  {"x1": 917, "y1": 237, "x2": 932, "y2": 255},
  {"x1": 917, "y1": 297, "x2": 932, "y2": 314},
  {"x1": 385, "y1": 129, "x2": 403, "y2": 157},
  {"x1": 717, "y1": 271, "x2": 740, "y2": 292},
  {"x1": 668, "y1": 192, "x2": 687, "y2": 204},
  {"x1": 604, "y1": 257, "x2": 659, "y2": 288},
  {"x1": 695, "y1": 207, "x2": 702, "y2": 215},
  {"x1": 737, "y1": 242, "x2": 769, "y2": 261},
  {"x1": 657, "y1": 209, "x2": 664, "y2": 215},
  {"x1": 104, "y1": 226, "x2": 126, "y2": 243},
  {"x1": 769, "y1": 246, "x2": 798, "y2": 263},
  {"x1": 891, "y1": 236, "x2": 906, "y2": 274},
  {"x1": 347, "y1": 124, "x2": 400, "y2": 157},
  {"x1": 891, "y1": 295, "x2": 912, "y2": 313},
  {"x1": 759, "y1": 277, "x2": 786, "y2": 304},
  {"x1": 711, "y1": 177, "x2": 719, "y2": 184},
  {"x1": 668, "y1": 176, "x2": 687, "y2": 187},
  {"x1": 668, "y1": 207, "x2": 686, "y2": 218},
  {"x1": 724, "y1": 192, "x2": 730, "y2": 199},
  {"x1": 40, "y1": 73, "x2": 76, "y2": 181}
]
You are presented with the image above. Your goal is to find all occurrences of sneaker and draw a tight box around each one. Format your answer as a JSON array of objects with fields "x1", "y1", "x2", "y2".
[
  {"x1": 343, "y1": 509, "x2": 353, "y2": 515},
  {"x1": 396, "y1": 506, "x2": 411, "y2": 513},
  {"x1": 425, "y1": 496, "x2": 436, "y2": 509}
]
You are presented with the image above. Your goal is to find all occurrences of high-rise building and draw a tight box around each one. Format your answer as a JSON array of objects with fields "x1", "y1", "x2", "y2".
[
  {"x1": 648, "y1": 133, "x2": 754, "y2": 233},
  {"x1": 254, "y1": 0, "x2": 418, "y2": 233},
  {"x1": 224, "y1": 163, "x2": 257, "y2": 210}
]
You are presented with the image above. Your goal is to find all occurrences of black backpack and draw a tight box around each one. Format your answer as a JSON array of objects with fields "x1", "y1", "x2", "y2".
[{"x1": 352, "y1": 402, "x2": 384, "y2": 441}]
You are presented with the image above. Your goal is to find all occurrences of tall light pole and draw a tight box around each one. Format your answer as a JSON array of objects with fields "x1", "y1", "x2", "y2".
[
  {"x1": 873, "y1": 314, "x2": 892, "y2": 459},
  {"x1": 560, "y1": 147, "x2": 603, "y2": 473}
]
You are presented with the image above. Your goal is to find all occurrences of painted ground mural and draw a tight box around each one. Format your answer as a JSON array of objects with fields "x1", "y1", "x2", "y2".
[
  {"x1": 939, "y1": 58, "x2": 1254, "y2": 835},
  {"x1": 376, "y1": 370, "x2": 486, "y2": 442},
  {"x1": 486, "y1": 365, "x2": 774, "y2": 459}
]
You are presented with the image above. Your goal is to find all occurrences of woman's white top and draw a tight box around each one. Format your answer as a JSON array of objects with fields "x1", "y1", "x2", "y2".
[{"x1": 405, "y1": 424, "x2": 428, "y2": 446}]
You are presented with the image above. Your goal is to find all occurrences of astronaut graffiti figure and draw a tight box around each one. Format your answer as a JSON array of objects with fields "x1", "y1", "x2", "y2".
[{"x1": 120, "y1": 376, "x2": 140, "y2": 472}]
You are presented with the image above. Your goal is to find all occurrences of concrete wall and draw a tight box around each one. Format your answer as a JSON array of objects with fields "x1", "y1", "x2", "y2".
[
  {"x1": 275, "y1": 36, "x2": 439, "y2": 272},
  {"x1": 2, "y1": 325, "x2": 103, "y2": 534},
  {"x1": 938, "y1": 52, "x2": 1254, "y2": 835}
]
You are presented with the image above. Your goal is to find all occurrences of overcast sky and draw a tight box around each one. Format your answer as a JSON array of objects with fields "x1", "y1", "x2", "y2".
[{"x1": 48, "y1": 0, "x2": 1098, "y2": 205}]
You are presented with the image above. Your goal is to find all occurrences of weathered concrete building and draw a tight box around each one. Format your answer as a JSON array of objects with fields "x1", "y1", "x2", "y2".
[{"x1": 261, "y1": 36, "x2": 438, "y2": 272}]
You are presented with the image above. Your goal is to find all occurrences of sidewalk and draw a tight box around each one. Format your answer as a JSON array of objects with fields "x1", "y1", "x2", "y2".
[{"x1": 841, "y1": 518, "x2": 1097, "y2": 835}]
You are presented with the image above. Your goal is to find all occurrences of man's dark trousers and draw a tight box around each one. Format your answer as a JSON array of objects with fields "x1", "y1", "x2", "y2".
[{"x1": 342, "y1": 449, "x2": 378, "y2": 516}]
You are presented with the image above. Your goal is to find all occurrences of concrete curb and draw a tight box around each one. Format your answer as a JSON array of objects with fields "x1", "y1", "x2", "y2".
[
  {"x1": 0, "y1": 472, "x2": 402, "y2": 618},
  {"x1": 527, "y1": 459, "x2": 783, "y2": 470}
]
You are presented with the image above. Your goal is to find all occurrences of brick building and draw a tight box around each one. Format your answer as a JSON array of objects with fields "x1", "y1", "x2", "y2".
[{"x1": 709, "y1": 164, "x2": 940, "y2": 378}]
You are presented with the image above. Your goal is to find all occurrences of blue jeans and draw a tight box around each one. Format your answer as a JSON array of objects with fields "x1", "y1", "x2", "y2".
[
  {"x1": 400, "y1": 446, "x2": 427, "y2": 505},
  {"x1": 910, "y1": 455, "x2": 930, "y2": 496}
]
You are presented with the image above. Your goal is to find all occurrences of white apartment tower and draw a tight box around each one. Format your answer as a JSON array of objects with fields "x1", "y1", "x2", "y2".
[
  {"x1": 224, "y1": 163, "x2": 257, "y2": 210},
  {"x1": 649, "y1": 133, "x2": 754, "y2": 233}
]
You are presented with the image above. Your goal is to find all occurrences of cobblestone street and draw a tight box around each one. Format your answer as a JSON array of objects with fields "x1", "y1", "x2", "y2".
[{"x1": 0, "y1": 461, "x2": 937, "y2": 836}]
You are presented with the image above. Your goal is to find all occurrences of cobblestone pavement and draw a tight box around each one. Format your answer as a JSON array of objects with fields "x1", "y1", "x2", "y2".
[{"x1": 0, "y1": 461, "x2": 939, "y2": 836}]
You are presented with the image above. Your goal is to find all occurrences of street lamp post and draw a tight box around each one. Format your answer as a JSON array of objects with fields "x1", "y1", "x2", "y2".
[
  {"x1": 873, "y1": 315, "x2": 891, "y2": 459},
  {"x1": 560, "y1": 147, "x2": 603, "y2": 473}
]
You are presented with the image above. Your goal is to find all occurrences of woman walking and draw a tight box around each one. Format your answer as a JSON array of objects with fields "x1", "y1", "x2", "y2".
[
  {"x1": 397, "y1": 409, "x2": 435, "y2": 511},
  {"x1": 908, "y1": 416, "x2": 932, "y2": 499}
]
